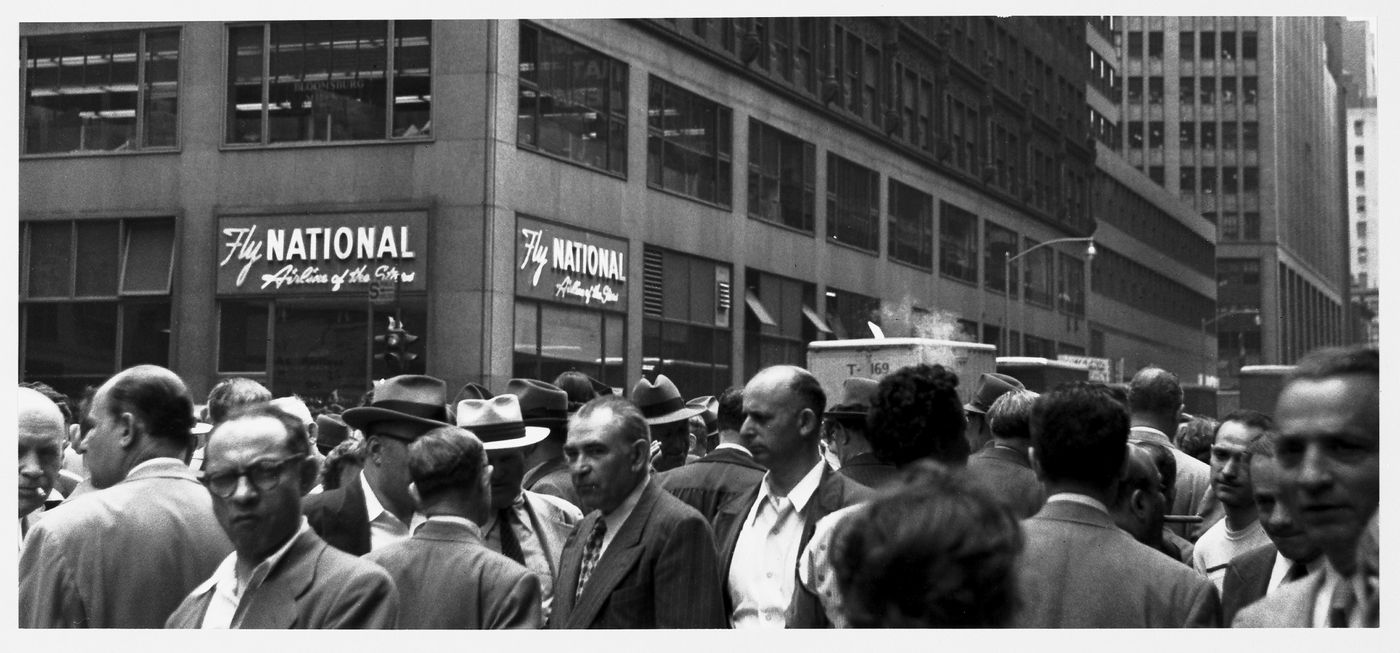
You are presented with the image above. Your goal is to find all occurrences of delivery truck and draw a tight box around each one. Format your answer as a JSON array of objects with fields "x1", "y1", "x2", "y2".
[
  {"x1": 994, "y1": 357, "x2": 1090, "y2": 393},
  {"x1": 806, "y1": 338, "x2": 997, "y2": 405}
]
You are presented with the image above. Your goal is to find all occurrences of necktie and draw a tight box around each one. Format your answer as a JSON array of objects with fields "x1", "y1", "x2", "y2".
[
  {"x1": 1283, "y1": 560, "x2": 1309, "y2": 583},
  {"x1": 575, "y1": 519, "x2": 608, "y2": 603},
  {"x1": 497, "y1": 507, "x2": 525, "y2": 565},
  {"x1": 1328, "y1": 575, "x2": 1357, "y2": 628}
]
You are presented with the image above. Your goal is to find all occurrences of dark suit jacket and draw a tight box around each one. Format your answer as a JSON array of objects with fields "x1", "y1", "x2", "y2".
[
  {"x1": 1221, "y1": 543, "x2": 1280, "y2": 625},
  {"x1": 836, "y1": 452, "x2": 900, "y2": 490},
  {"x1": 303, "y1": 477, "x2": 371, "y2": 556},
  {"x1": 964, "y1": 444, "x2": 1046, "y2": 519},
  {"x1": 656, "y1": 446, "x2": 765, "y2": 522},
  {"x1": 1014, "y1": 500, "x2": 1221, "y2": 628},
  {"x1": 549, "y1": 480, "x2": 726, "y2": 629},
  {"x1": 365, "y1": 519, "x2": 542, "y2": 629},
  {"x1": 713, "y1": 463, "x2": 873, "y2": 628},
  {"x1": 524, "y1": 458, "x2": 583, "y2": 508},
  {"x1": 165, "y1": 528, "x2": 398, "y2": 629}
]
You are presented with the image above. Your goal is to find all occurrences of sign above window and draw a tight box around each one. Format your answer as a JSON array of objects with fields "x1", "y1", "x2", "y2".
[
  {"x1": 216, "y1": 211, "x2": 427, "y2": 295},
  {"x1": 515, "y1": 215, "x2": 628, "y2": 311}
]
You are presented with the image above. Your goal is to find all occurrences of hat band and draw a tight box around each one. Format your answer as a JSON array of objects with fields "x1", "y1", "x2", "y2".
[
  {"x1": 371, "y1": 399, "x2": 448, "y2": 423},
  {"x1": 639, "y1": 396, "x2": 687, "y2": 419},
  {"x1": 521, "y1": 406, "x2": 569, "y2": 421},
  {"x1": 462, "y1": 421, "x2": 527, "y2": 443}
]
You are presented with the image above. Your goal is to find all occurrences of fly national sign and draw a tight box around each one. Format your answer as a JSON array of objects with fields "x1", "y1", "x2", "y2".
[
  {"x1": 515, "y1": 215, "x2": 628, "y2": 310},
  {"x1": 216, "y1": 212, "x2": 428, "y2": 295}
]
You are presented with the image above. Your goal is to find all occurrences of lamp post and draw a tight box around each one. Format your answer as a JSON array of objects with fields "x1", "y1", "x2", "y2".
[
  {"x1": 1002, "y1": 236, "x2": 1096, "y2": 356},
  {"x1": 1200, "y1": 308, "x2": 1261, "y2": 385}
]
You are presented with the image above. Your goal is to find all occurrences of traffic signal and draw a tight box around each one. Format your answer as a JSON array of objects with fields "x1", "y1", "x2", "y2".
[{"x1": 374, "y1": 317, "x2": 420, "y2": 371}]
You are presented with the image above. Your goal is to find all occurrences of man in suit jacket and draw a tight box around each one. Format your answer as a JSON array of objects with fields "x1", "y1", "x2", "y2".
[
  {"x1": 657, "y1": 385, "x2": 765, "y2": 521},
  {"x1": 1014, "y1": 382, "x2": 1220, "y2": 628},
  {"x1": 549, "y1": 395, "x2": 726, "y2": 629},
  {"x1": 365, "y1": 425, "x2": 541, "y2": 629},
  {"x1": 1128, "y1": 366, "x2": 1222, "y2": 539},
  {"x1": 19, "y1": 365, "x2": 234, "y2": 628},
  {"x1": 965, "y1": 389, "x2": 1045, "y2": 519},
  {"x1": 713, "y1": 365, "x2": 873, "y2": 629},
  {"x1": 304, "y1": 375, "x2": 453, "y2": 555},
  {"x1": 823, "y1": 378, "x2": 899, "y2": 490}
]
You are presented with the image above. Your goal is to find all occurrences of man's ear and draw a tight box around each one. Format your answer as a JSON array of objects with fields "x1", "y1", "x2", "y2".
[
  {"x1": 407, "y1": 482, "x2": 421, "y2": 507},
  {"x1": 117, "y1": 412, "x2": 138, "y2": 449},
  {"x1": 632, "y1": 439, "x2": 651, "y2": 472},
  {"x1": 365, "y1": 435, "x2": 385, "y2": 466},
  {"x1": 798, "y1": 408, "x2": 819, "y2": 438},
  {"x1": 1028, "y1": 446, "x2": 1044, "y2": 480}
]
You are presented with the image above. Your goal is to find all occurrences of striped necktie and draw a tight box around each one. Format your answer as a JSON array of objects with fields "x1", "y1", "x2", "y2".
[{"x1": 574, "y1": 519, "x2": 608, "y2": 602}]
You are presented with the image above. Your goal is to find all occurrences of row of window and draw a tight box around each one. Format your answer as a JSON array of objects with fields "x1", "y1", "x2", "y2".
[
  {"x1": 1091, "y1": 174, "x2": 1215, "y2": 277},
  {"x1": 1127, "y1": 120, "x2": 1259, "y2": 151},
  {"x1": 1091, "y1": 246, "x2": 1214, "y2": 329},
  {"x1": 1126, "y1": 30, "x2": 1259, "y2": 61},
  {"x1": 1179, "y1": 166, "x2": 1261, "y2": 194},
  {"x1": 1125, "y1": 76, "x2": 1258, "y2": 106}
]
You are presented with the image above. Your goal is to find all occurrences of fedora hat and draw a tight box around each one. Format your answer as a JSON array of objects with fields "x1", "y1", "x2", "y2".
[
  {"x1": 964, "y1": 373, "x2": 1025, "y2": 415},
  {"x1": 688, "y1": 395, "x2": 719, "y2": 435},
  {"x1": 315, "y1": 413, "x2": 350, "y2": 454},
  {"x1": 504, "y1": 378, "x2": 570, "y2": 429},
  {"x1": 456, "y1": 394, "x2": 550, "y2": 451},
  {"x1": 824, "y1": 377, "x2": 880, "y2": 424},
  {"x1": 342, "y1": 374, "x2": 452, "y2": 436},
  {"x1": 552, "y1": 371, "x2": 615, "y2": 412},
  {"x1": 631, "y1": 374, "x2": 706, "y2": 425},
  {"x1": 453, "y1": 382, "x2": 494, "y2": 404}
]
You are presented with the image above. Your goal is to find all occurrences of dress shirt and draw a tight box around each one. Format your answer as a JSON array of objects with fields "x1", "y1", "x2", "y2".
[
  {"x1": 201, "y1": 518, "x2": 311, "y2": 629},
  {"x1": 18, "y1": 488, "x2": 64, "y2": 550},
  {"x1": 1311, "y1": 560, "x2": 1367, "y2": 627},
  {"x1": 426, "y1": 514, "x2": 481, "y2": 533},
  {"x1": 484, "y1": 493, "x2": 555, "y2": 609},
  {"x1": 1266, "y1": 552, "x2": 1323, "y2": 595},
  {"x1": 712, "y1": 442, "x2": 753, "y2": 456},
  {"x1": 1129, "y1": 426, "x2": 1172, "y2": 444},
  {"x1": 598, "y1": 476, "x2": 649, "y2": 559},
  {"x1": 1044, "y1": 492, "x2": 1110, "y2": 515},
  {"x1": 729, "y1": 460, "x2": 826, "y2": 628},
  {"x1": 359, "y1": 471, "x2": 425, "y2": 552}
]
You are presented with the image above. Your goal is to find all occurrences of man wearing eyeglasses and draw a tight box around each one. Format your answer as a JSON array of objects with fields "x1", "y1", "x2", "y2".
[{"x1": 167, "y1": 404, "x2": 399, "y2": 628}]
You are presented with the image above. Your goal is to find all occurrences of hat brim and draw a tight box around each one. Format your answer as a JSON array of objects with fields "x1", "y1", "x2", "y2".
[
  {"x1": 342, "y1": 406, "x2": 451, "y2": 433},
  {"x1": 642, "y1": 405, "x2": 706, "y2": 426},
  {"x1": 481, "y1": 425, "x2": 552, "y2": 451},
  {"x1": 191, "y1": 422, "x2": 213, "y2": 435},
  {"x1": 522, "y1": 416, "x2": 568, "y2": 430},
  {"x1": 823, "y1": 409, "x2": 868, "y2": 421}
]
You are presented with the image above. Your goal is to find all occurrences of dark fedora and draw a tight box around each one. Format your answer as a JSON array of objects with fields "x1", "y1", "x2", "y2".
[
  {"x1": 552, "y1": 371, "x2": 614, "y2": 412},
  {"x1": 824, "y1": 377, "x2": 880, "y2": 424},
  {"x1": 964, "y1": 373, "x2": 1025, "y2": 415},
  {"x1": 342, "y1": 375, "x2": 452, "y2": 436},
  {"x1": 453, "y1": 382, "x2": 494, "y2": 404},
  {"x1": 503, "y1": 378, "x2": 570, "y2": 429},
  {"x1": 456, "y1": 395, "x2": 550, "y2": 451},
  {"x1": 687, "y1": 395, "x2": 719, "y2": 435},
  {"x1": 631, "y1": 374, "x2": 706, "y2": 426},
  {"x1": 315, "y1": 413, "x2": 350, "y2": 455}
]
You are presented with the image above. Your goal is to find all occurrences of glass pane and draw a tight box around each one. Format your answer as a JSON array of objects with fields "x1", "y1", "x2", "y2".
[
  {"x1": 121, "y1": 220, "x2": 174, "y2": 294},
  {"x1": 219, "y1": 300, "x2": 269, "y2": 372},
  {"x1": 28, "y1": 222, "x2": 72, "y2": 298},
  {"x1": 24, "y1": 302, "x2": 118, "y2": 376},
  {"x1": 268, "y1": 21, "x2": 389, "y2": 143},
  {"x1": 512, "y1": 301, "x2": 540, "y2": 380},
  {"x1": 24, "y1": 31, "x2": 140, "y2": 153},
  {"x1": 227, "y1": 24, "x2": 265, "y2": 144},
  {"x1": 122, "y1": 300, "x2": 171, "y2": 367},
  {"x1": 602, "y1": 313, "x2": 625, "y2": 389},
  {"x1": 142, "y1": 29, "x2": 180, "y2": 148},
  {"x1": 539, "y1": 303, "x2": 602, "y2": 367},
  {"x1": 271, "y1": 298, "x2": 425, "y2": 406},
  {"x1": 75, "y1": 221, "x2": 120, "y2": 297},
  {"x1": 392, "y1": 20, "x2": 432, "y2": 137}
]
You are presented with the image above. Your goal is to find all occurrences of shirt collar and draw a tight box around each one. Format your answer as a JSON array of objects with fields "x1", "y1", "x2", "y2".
[
  {"x1": 1046, "y1": 492, "x2": 1110, "y2": 515},
  {"x1": 713, "y1": 442, "x2": 752, "y2": 455},
  {"x1": 127, "y1": 456, "x2": 189, "y2": 478},
  {"x1": 757, "y1": 459, "x2": 826, "y2": 516},
  {"x1": 1128, "y1": 426, "x2": 1171, "y2": 445},
  {"x1": 235, "y1": 517, "x2": 310, "y2": 594},
  {"x1": 426, "y1": 515, "x2": 482, "y2": 537},
  {"x1": 602, "y1": 475, "x2": 649, "y2": 534}
]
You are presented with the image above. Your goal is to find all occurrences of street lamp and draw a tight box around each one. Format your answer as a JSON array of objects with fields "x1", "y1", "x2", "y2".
[
  {"x1": 1002, "y1": 236, "x2": 1096, "y2": 356},
  {"x1": 1200, "y1": 308, "x2": 1261, "y2": 385}
]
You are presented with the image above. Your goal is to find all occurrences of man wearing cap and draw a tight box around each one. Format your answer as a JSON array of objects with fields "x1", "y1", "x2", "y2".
[
  {"x1": 303, "y1": 375, "x2": 452, "y2": 556},
  {"x1": 963, "y1": 373, "x2": 1024, "y2": 453},
  {"x1": 657, "y1": 386, "x2": 765, "y2": 522},
  {"x1": 631, "y1": 375, "x2": 706, "y2": 473},
  {"x1": 523, "y1": 375, "x2": 589, "y2": 508},
  {"x1": 824, "y1": 378, "x2": 897, "y2": 489},
  {"x1": 965, "y1": 389, "x2": 1045, "y2": 519},
  {"x1": 461, "y1": 388, "x2": 582, "y2": 621},
  {"x1": 365, "y1": 424, "x2": 542, "y2": 629}
]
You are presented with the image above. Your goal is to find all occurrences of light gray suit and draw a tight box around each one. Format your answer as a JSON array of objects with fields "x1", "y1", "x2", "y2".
[{"x1": 1232, "y1": 568, "x2": 1326, "y2": 627}]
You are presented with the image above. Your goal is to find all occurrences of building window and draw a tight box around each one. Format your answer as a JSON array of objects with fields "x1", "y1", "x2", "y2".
[
  {"x1": 1180, "y1": 167, "x2": 1196, "y2": 192},
  {"x1": 1149, "y1": 166, "x2": 1165, "y2": 184},
  {"x1": 1243, "y1": 167, "x2": 1259, "y2": 192},
  {"x1": 1179, "y1": 121, "x2": 1195, "y2": 148},
  {"x1": 23, "y1": 28, "x2": 181, "y2": 154},
  {"x1": 1242, "y1": 77, "x2": 1258, "y2": 105},
  {"x1": 226, "y1": 21, "x2": 430, "y2": 145},
  {"x1": 1355, "y1": 145, "x2": 1364, "y2": 162},
  {"x1": 947, "y1": 96, "x2": 979, "y2": 174},
  {"x1": 1223, "y1": 166, "x2": 1239, "y2": 194},
  {"x1": 1127, "y1": 77, "x2": 1142, "y2": 104},
  {"x1": 1147, "y1": 31, "x2": 1163, "y2": 60},
  {"x1": 1201, "y1": 122, "x2": 1217, "y2": 150},
  {"x1": 1355, "y1": 119, "x2": 1364, "y2": 136},
  {"x1": 20, "y1": 218, "x2": 175, "y2": 395},
  {"x1": 1221, "y1": 32, "x2": 1236, "y2": 60},
  {"x1": 824, "y1": 288, "x2": 882, "y2": 341},
  {"x1": 1199, "y1": 77, "x2": 1215, "y2": 105},
  {"x1": 826, "y1": 153, "x2": 880, "y2": 252},
  {"x1": 1222, "y1": 122, "x2": 1238, "y2": 149},
  {"x1": 647, "y1": 75, "x2": 733, "y2": 207},
  {"x1": 1242, "y1": 212, "x2": 1260, "y2": 240},
  {"x1": 1127, "y1": 32, "x2": 1143, "y2": 60},
  {"x1": 1356, "y1": 171, "x2": 1365, "y2": 187},
  {"x1": 517, "y1": 23, "x2": 628, "y2": 175},
  {"x1": 1242, "y1": 121, "x2": 1259, "y2": 149},
  {"x1": 748, "y1": 119, "x2": 815, "y2": 232},
  {"x1": 1149, "y1": 122, "x2": 1164, "y2": 149},
  {"x1": 1357, "y1": 195, "x2": 1367, "y2": 213},
  {"x1": 1148, "y1": 76, "x2": 1163, "y2": 104},
  {"x1": 1241, "y1": 31, "x2": 1258, "y2": 59},
  {"x1": 887, "y1": 178, "x2": 933, "y2": 269},
  {"x1": 1200, "y1": 31, "x2": 1215, "y2": 60},
  {"x1": 744, "y1": 269, "x2": 816, "y2": 379},
  {"x1": 1179, "y1": 77, "x2": 1195, "y2": 105},
  {"x1": 1201, "y1": 167, "x2": 1217, "y2": 194},
  {"x1": 642, "y1": 247, "x2": 731, "y2": 397},
  {"x1": 985, "y1": 222, "x2": 1017, "y2": 295},
  {"x1": 1179, "y1": 32, "x2": 1195, "y2": 60},
  {"x1": 1020, "y1": 238, "x2": 1054, "y2": 307},
  {"x1": 1058, "y1": 253, "x2": 1085, "y2": 317},
  {"x1": 1128, "y1": 121, "x2": 1144, "y2": 149},
  {"x1": 1221, "y1": 212, "x2": 1240, "y2": 240},
  {"x1": 938, "y1": 201, "x2": 978, "y2": 284},
  {"x1": 1358, "y1": 220, "x2": 1368, "y2": 238},
  {"x1": 1221, "y1": 77, "x2": 1236, "y2": 104}
]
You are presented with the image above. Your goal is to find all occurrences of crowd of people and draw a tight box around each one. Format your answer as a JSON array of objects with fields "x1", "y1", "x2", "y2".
[{"x1": 16, "y1": 343, "x2": 1379, "y2": 629}]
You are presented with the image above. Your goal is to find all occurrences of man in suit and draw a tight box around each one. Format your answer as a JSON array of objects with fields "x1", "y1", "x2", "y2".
[
  {"x1": 1220, "y1": 435, "x2": 1324, "y2": 624},
  {"x1": 714, "y1": 365, "x2": 873, "y2": 628},
  {"x1": 365, "y1": 424, "x2": 541, "y2": 629},
  {"x1": 167, "y1": 404, "x2": 397, "y2": 628},
  {"x1": 1014, "y1": 382, "x2": 1220, "y2": 627},
  {"x1": 966, "y1": 389, "x2": 1045, "y2": 519},
  {"x1": 19, "y1": 387, "x2": 70, "y2": 546},
  {"x1": 631, "y1": 374, "x2": 706, "y2": 473},
  {"x1": 303, "y1": 375, "x2": 451, "y2": 555},
  {"x1": 823, "y1": 378, "x2": 898, "y2": 489},
  {"x1": 20, "y1": 365, "x2": 234, "y2": 628},
  {"x1": 549, "y1": 395, "x2": 726, "y2": 629},
  {"x1": 523, "y1": 375, "x2": 589, "y2": 507},
  {"x1": 1193, "y1": 410, "x2": 1274, "y2": 590},
  {"x1": 1128, "y1": 366, "x2": 1221, "y2": 539},
  {"x1": 657, "y1": 385, "x2": 765, "y2": 521},
  {"x1": 1234, "y1": 346, "x2": 1378, "y2": 628},
  {"x1": 462, "y1": 388, "x2": 582, "y2": 621},
  {"x1": 963, "y1": 372, "x2": 1025, "y2": 453}
]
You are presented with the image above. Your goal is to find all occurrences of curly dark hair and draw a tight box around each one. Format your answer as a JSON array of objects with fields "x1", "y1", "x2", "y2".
[
  {"x1": 865, "y1": 364, "x2": 968, "y2": 467},
  {"x1": 831, "y1": 460, "x2": 1023, "y2": 627},
  {"x1": 1174, "y1": 415, "x2": 1218, "y2": 465},
  {"x1": 1031, "y1": 382, "x2": 1130, "y2": 490}
]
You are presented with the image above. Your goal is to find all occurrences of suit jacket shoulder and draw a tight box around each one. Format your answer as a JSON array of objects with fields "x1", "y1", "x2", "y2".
[
  {"x1": 303, "y1": 481, "x2": 371, "y2": 556},
  {"x1": 1221, "y1": 543, "x2": 1279, "y2": 625},
  {"x1": 1232, "y1": 568, "x2": 1323, "y2": 628},
  {"x1": 657, "y1": 449, "x2": 766, "y2": 521}
]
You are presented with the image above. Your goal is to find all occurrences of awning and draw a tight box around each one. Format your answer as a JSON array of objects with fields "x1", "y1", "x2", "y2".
[
  {"x1": 745, "y1": 289, "x2": 778, "y2": 327},
  {"x1": 802, "y1": 305, "x2": 833, "y2": 334}
]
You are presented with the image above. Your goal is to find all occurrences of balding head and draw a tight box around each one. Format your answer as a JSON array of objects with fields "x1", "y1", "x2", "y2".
[
  {"x1": 1128, "y1": 367, "x2": 1183, "y2": 425},
  {"x1": 19, "y1": 386, "x2": 68, "y2": 518},
  {"x1": 85, "y1": 365, "x2": 196, "y2": 489}
]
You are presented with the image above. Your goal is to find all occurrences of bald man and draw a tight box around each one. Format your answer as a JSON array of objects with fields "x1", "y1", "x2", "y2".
[{"x1": 19, "y1": 387, "x2": 68, "y2": 543}]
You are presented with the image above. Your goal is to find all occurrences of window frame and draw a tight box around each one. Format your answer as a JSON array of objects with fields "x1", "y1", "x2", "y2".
[
  {"x1": 747, "y1": 118, "x2": 815, "y2": 233},
  {"x1": 646, "y1": 74, "x2": 734, "y2": 208},
  {"x1": 517, "y1": 22, "x2": 629, "y2": 177},
  {"x1": 825, "y1": 152, "x2": 881, "y2": 254}
]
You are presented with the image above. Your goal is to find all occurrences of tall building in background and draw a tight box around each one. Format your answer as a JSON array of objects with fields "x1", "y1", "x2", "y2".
[
  {"x1": 1112, "y1": 16, "x2": 1351, "y2": 389},
  {"x1": 1342, "y1": 19, "x2": 1379, "y2": 345}
]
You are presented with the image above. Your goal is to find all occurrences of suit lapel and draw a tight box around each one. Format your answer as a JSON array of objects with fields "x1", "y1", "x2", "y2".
[
  {"x1": 232, "y1": 530, "x2": 320, "y2": 629},
  {"x1": 550, "y1": 511, "x2": 594, "y2": 627},
  {"x1": 569, "y1": 482, "x2": 657, "y2": 627}
]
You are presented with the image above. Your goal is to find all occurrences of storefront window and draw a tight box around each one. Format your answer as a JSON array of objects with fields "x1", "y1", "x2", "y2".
[
  {"x1": 518, "y1": 22, "x2": 628, "y2": 175},
  {"x1": 642, "y1": 246, "x2": 732, "y2": 396},
  {"x1": 226, "y1": 20, "x2": 432, "y2": 145},
  {"x1": 938, "y1": 201, "x2": 978, "y2": 284},
  {"x1": 515, "y1": 300, "x2": 626, "y2": 389},
  {"x1": 744, "y1": 269, "x2": 816, "y2": 380},
  {"x1": 23, "y1": 28, "x2": 181, "y2": 154},
  {"x1": 647, "y1": 75, "x2": 732, "y2": 207}
]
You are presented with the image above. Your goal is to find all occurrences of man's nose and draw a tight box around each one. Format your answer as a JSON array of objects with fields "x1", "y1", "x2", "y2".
[
  {"x1": 1294, "y1": 445, "x2": 1332, "y2": 492},
  {"x1": 229, "y1": 474, "x2": 260, "y2": 502}
]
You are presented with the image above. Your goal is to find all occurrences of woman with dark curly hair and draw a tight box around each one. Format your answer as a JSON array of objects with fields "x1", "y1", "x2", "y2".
[
  {"x1": 829, "y1": 461, "x2": 1024, "y2": 627},
  {"x1": 865, "y1": 363, "x2": 971, "y2": 468}
]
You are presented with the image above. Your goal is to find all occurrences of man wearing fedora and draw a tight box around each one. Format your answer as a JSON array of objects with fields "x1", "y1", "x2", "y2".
[
  {"x1": 630, "y1": 375, "x2": 706, "y2": 473},
  {"x1": 657, "y1": 386, "x2": 766, "y2": 522},
  {"x1": 963, "y1": 372, "x2": 1024, "y2": 453},
  {"x1": 824, "y1": 378, "x2": 898, "y2": 490},
  {"x1": 304, "y1": 375, "x2": 452, "y2": 556},
  {"x1": 314, "y1": 413, "x2": 351, "y2": 457},
  {"x1": 965, "y1": 389, "x2": 1046, "y2": 519},
  {"x1": 523, "y1": 375, "x2": 592, "y2": 508},
  {"x1": 462, "y1": 387, "x2": 582, "y2": 621}
]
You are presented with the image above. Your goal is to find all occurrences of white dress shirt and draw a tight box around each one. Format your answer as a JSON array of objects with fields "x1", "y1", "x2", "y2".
[
  {"x1": 359, "y1": 470, "x2": 425, "y2": 552},
  {"x1": 728, "y1": 460, "x2": 825, "y2": 628},
  {"x1": 200, "y1": 518, "x2": 311, "y2": 629},
  {"x1": 1265, "y1": 551, "x2": 1324, "y2": 595},
  {"x1": 1045, "y1": 491, "x2": 1110, "y2": 515}
]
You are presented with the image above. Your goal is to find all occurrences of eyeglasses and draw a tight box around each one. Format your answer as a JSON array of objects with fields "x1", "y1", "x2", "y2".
[{"x1": 202, "y1": 455, "x2": 306, "y2": 498}]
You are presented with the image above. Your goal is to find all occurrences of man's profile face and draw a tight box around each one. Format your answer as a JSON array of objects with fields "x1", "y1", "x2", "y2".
[
  {"x1": 740, "y1": 370, "x2": 809, "y2": 470},
  {"x1": 652, "y1": 420, "x2": 690, "y2": 465},
  {"x1": 81, "y1": 383, "x2": 129, "y2": 490},
  {"x1": 205, "y1": 416, "x2": 309, "y2": 561},
  {"x1": 1210, "y1": 420, "x2": 1264, "y2": 508},
  {"x1": 1250, "y1": 455, "x2": 1320, "y2": 563},
  {"x1": 486, "y1": 448, "x2": 526, "y2": 511},
  {"x1": 565, "y1": 407, "x2": 644, "y2": 514},
  {"x1": 364, "y1": 422, "x2": 422, "y2": 509},
  {"x1": 1274, "y1": 374, "x2": 1379, "y2": 567},
  {"x1": 18, "y1": 392, "x2": 66, "y2": 518}
]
